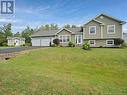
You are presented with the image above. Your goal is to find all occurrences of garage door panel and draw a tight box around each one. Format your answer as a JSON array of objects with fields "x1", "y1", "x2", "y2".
[
  {"x1": 32, "y1": 39, "x2": 40, "y2": 46},
  {"x1": 41, "y1": 38, "x2": 50, "y2": 46},
  {"x1": 32, "y1": 37, "x2": 54, "y2": 46}
]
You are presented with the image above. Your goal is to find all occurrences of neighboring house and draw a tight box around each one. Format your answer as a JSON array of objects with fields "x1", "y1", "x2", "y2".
[
  {"x1": 7, "y1": 37, "x2": 25, "y2": 46},
  {"x1": 31, "y1": 14, "x2": 126, "y2": 47},
  {"x1": 123, "y1": 33, "x2": 127, "y2": 43}
]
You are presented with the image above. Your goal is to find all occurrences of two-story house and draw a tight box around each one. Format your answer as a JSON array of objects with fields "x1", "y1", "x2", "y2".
[{"x1": 31, "y1": 14, "x2": 126, "y2": 47}]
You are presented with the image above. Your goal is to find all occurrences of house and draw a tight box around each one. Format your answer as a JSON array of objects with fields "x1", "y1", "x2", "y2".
[
  {"x1": 31, "y1": 14, "x2": 126, "y2": 47},
  {"x1": 123, "y1": 33, "x2": 127, "y2": 43},
  {"x1": 31, "y1": 28, "x2": 83, "y2": 46},
  {"x1": 7, "y1": 37, "x2": 25, "y2": 46}
]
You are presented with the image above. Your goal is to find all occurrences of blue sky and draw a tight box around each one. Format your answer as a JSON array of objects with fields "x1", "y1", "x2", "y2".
[{"x1": 0, "y1": 0, "x2": 127, "y2": 33}]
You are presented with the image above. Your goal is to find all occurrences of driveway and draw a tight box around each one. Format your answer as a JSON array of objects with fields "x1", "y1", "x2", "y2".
[{"x1": 0, "y1": 46, "x2": 45, "y2": 54}]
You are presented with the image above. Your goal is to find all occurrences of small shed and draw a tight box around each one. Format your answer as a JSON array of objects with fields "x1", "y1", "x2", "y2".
[{"x1": 7, "y1": 37, "x2": 25, "y2": 46}]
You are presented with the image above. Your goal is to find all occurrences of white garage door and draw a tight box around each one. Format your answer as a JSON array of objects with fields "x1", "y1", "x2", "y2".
[
  {"x1": 32, "y1": 39, "x2": 41, "y2": 46},
  {"x1": 32, "y1": 38, "x2": 51, "y2": 46},
  {"x1": 40, "y1": 38, "x2": 51, "y2": 46}
]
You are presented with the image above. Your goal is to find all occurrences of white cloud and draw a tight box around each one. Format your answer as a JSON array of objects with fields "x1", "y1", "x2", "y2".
[
  {"x1": 0, "y1": 18, "x2": 22, "y2": 23},
  {"x1": 16, "y1": 6, "x2": 50, "y2": 14}
]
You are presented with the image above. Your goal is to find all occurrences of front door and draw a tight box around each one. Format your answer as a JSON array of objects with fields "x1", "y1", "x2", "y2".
[{"x1": 75, "y1": 35, "x2": 82, "y2": 44}]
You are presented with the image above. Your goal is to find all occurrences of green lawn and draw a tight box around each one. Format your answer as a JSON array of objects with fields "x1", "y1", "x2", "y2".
[{"x1": 0, "y1": 47, "x2": 127, "y2": 95}]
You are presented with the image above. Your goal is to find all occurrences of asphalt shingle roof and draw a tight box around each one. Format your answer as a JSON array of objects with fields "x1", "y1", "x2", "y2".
[
  {"x1": 31, "y1": 29, "x2": 59, "y2": 37},
  {"x1": 31, "y1": 27, "x2": 83, "y2": 37}
]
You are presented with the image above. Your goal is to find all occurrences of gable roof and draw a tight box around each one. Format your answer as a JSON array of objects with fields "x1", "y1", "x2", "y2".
[
  {"x1": 55, "y1": 27, "x2": 82, "y2": 35},
  {"x1": 7, "y1": 37, "x2": 25, "y2": 40},
  {"x1": 55, "y1": 28, "x2": 74, "y2": 35},
  {"x1": 95, "y1": 13, "x2": 126, "y2": 24},
  {"x1": 67, "y1": 27, "x2": 83, "y2": 33},
  {"x1": 31, "y1": 27, "x2": 83, "y2": 37},
  {"x1": 84, "y1": 19, "x2": 105, "y2": 26}
]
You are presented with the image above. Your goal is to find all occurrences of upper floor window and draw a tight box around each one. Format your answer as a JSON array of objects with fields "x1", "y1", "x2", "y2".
[
  {"x1": 89, "y1": 26, "x2": 96, "y2": 34},
  {"x1": 107, "y1": 25, "x2": 115, "y2": 34}
]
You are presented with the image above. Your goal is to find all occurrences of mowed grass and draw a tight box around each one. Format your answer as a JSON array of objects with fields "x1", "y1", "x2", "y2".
[
  {"x1": 0, "y1": 47, "x2": 127, "y2": 95},
  {"x1": 0, "y1": 47, "x2": 14, "y2": 49}
]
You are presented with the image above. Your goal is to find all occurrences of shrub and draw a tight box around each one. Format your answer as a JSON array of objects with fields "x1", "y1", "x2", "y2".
[
  {"x1": 121, "y1": 43, "x2": 127, "y2": 47},
  {"x1": 59, "y1": 44, "x2": 63, "y2": 47},
  {"x1": 114, "y1": 38, "x2": 124, "y2": 45},
  {"x1": 2, "y1": 43, "x2": 8, "y2": 46},
  {"x1": 99, "y1": 46, "x2": 103, "y2": 48},
  {"x1": 51, "y1": 44, "x2": 57, "y2": 47},
  {"x1": 20, "y1": 44, "x2": 25, "y2": 47},
  {"x1": 25, "y1": 43, "x2": 32, "y2": 46},
  {"x1": 53, "y1": 38, "x2": 60, "y2": 46},
  {"x1": 82, "y1": 43, "x2": 90, "y2": 50},
  {"x1": 68, "y1": 42, "x2": 75, "y2": 47}
]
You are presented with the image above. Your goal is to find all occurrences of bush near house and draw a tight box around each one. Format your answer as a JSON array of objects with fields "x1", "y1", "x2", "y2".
[
  {"x1": 82, "y1": 43, "x2": 90, "y2": 50},
  {"x1": 114, "y1": 38, "x2": 124, "y2": 46},
  {"x1": 68, "y1": 42, "x2": 75, "y2": 47},
  {"x1": 2, "y1": 43, "x2": 8, "y2": 46},
  {"x1": 53, "y1": 38, "x2": 60, "y2": 46}
]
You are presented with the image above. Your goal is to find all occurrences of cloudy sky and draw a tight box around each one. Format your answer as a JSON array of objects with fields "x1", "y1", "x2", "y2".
[{"x1": 0, "y1": 0, "x2": 127, "y2": 33}]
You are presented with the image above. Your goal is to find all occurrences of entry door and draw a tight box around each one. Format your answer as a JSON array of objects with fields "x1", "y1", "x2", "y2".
[
  {"x1": 75, "y1": 35, "x2": 82, "y2": 44},
  {"x1": 15, "y1": 40, "x2": 19, "y2": 46}
]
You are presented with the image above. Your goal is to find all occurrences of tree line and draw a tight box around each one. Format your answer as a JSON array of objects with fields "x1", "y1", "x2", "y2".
[{"x1": 0, "y1": 23, "x2": 79, "y2": 46}]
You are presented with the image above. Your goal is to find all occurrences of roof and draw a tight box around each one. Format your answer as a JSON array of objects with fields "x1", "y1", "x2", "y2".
[
  {"x1": 84, "y1": 19, "x2": 105, "y2": 26},
  {"x1": 31, "y1": 27, "x2": 83, "y2": 37},
  {"x1": 31, "y1": 29, "x2": 59, "y2": 37},
  {"x1": 7, "y1": 37, "x2": 25, "y2": 40},
  {"x1": 67, "y1": 27, "x2": 83, "y2": 34},
  {"x1": 95, "y1": 13, "x2": 126, "y2": 24}
]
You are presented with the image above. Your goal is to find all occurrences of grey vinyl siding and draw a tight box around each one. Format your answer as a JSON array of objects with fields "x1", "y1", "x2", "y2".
[
  {"x1": 95, "y1": 16, "x2": 122, "y2": 39},
  {"x1": 57, "y1": 29, "x2": 73, "y2": 46},
  {"x1": 84, "y1": 21, "x2": 101, "y2": 39},
  {"x1": 84, "y1": 39, "x2": 118, "y2": 47}
]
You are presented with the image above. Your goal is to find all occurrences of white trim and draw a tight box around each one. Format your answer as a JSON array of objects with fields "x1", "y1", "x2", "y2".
[
  {"x1": 89, "y1": 26, "x2": 96, "y2": 35},
  {"x1": 101, "y1": 25, "x2": 103, "y2": 38},
  {"x1": 55, "y1": 28, "x2": 73, "y2": 35},
  {"x1": 106, "y1": 40, "x2": 114, "y2": 45},
  {"x1": 83, "y1": 28, "x2": 85, "y2": 39},
  {"x1": 58, "y1": 35, "x2": 71, "y2": 43},
  {"x1": 94, "y1": 13, "x2": 126, "y2": 24},
  {"x1": 75, "y1": 35, "x2": 82, "y2": 44},
  {"x1": 83, "y1": 19, "x2": 104, "y2": 26},
  {"x1": 89, "y1": 40, "x2": 96, "y2": 46},
  {"x1": 107, "y1": 25, "x2": 115, "y2": 34}
]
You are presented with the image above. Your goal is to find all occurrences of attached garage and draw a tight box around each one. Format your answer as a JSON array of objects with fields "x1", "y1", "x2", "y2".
[
  {"x1": 31, "y1": 30, "x2": 59, "y2": 46},
  {"x1": 31, "y1": 37, "x2": 54, "y2": 46}
]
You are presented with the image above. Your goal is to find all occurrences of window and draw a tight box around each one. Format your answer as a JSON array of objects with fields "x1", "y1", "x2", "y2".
[
  {"x1": 107, "y1": 25, "x2": 115, "y2": 34},
  {"x1": 89, "y1": 40, "x2": 96, "y2": 45},
  {"x1": 59, "y1": 35, "x2": 70, "y2": 43},
  {"x1": 89, "y1": 26, "x2": 96, "y2": 34},
  {"x1": 106, "y1": 40, "x2": 114, "y2": 45}
]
